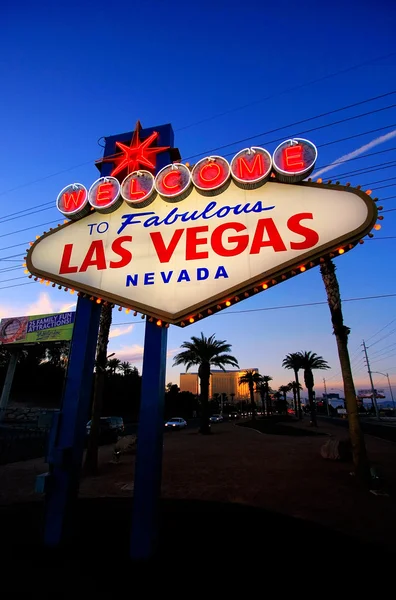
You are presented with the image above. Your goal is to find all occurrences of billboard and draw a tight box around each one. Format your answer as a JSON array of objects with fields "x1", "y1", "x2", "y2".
[
  {"x1": 0, "y1": 312, "x2": 75, "y2": 345},
  {"x1": 25, "y1": 125, "x2": 379, "y2": 327},
  {"x1": 357, "y1": 389, "x2": 386, "y2": 399}
]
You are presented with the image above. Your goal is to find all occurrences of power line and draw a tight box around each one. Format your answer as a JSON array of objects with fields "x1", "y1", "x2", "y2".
[
  {"x1": 318, "y1": 123, "x2": 396, "y2": 148},
  {"x1": 369, "y1": 342, "x2": 396, "y2": 359},
  {"x1": 184, "y1": 101, "x2": 396, "y2": 162},
  {"x1": 0, "y1": 242, "x2": 30, "y2": 252},
  {"x1": 175, "y1": 53, "x2": 396, "y2": 131},
  {"x1": 366, "y1": 318, "x2": 396, "y2": 342},
  {"x1": 0, "y1": 201, "x2": 53, "y2": 220},
  {"x1": 0, "y1": 266, "x2": 23, "y2": 274},
  {"x1": 370, "y1": 351, "x2": 396, "y2": 364},
  {"x1": 0, "y1": 219, "x2": 60, "y2": 239},
  {"x1": 0, "y1": 281, "x2": 35, "y2": 290},
  {"x1": 0, "y1": 90, "x2": 395, "y2": 215},
  {"x1": 2, "y1": 149, "x2": 396, "y2": 237},
  {"x1": 0, "y1": 276, "x2": 26, "y2": 284},
  {"x1": 369, "y1": 327, "x2": 396, "y2": 348},
  {"x1": 0, "y1": 205, "x2": 55, "y2": 225}
]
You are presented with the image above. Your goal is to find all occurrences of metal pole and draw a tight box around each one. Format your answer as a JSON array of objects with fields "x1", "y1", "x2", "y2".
[
  {"x1": 372, "y1": 371, "x2": 395, "y2": 414},
  {"x1": 362, "y1": 340, "x2": 380, "y2": 419},
  {"x1": 43, "y1": 296, "x2": 102, "y2": 546},
  {"x1": 386, "y1": 374, "x2": 395, "y2": 413},
  {"x1": 323, "y1": 377, "x2": 330, "y2": 416},
  {"x1": 130, "y1": 123, "x2": 174, "y2": 560},
  {"x1": 0, "y1": 350, "x2": 19, "y2": 421},
  {"x1": 130, "y1": 320, "x2": 168, "y2": 559}
]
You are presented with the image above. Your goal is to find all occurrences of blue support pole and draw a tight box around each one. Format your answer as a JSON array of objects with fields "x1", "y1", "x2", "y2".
[
  {"x1": 43, "y1": 296, "x2": 101, "y2": 546},
  {"x1": 130, "y1": 320, "x2": 168, "y2": 559},
  {"x1": 130, "y1": 123, "x2": 175, "y2": 560}
]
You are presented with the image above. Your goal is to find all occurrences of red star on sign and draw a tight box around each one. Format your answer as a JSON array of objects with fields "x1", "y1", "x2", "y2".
[{"x1": 97, "y1": 121, "x2": 170, "y2": 178}]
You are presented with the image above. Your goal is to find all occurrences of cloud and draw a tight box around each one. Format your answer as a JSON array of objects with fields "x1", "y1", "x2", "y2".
[
  {"x1": 109, "y1": 324, "x2": 134, "y2": 339},
  {"x1": 110, "y1": 344, "x2": 144, "y2": 363},
  {"x1": 0, "y1": 291, "x2": 77, "y2": 319},
  {"x1": 312, "y1": 129, "x2": 396, "y2": 179}
]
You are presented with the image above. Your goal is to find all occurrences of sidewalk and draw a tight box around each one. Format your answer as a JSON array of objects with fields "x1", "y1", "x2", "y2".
[{"x1": 1, "y1": 417, "x2": 395, "y2": 550}]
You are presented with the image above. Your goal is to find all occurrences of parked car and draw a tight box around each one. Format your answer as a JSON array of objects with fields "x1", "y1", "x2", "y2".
[
  {"x1": 86, "y1": 416, "x2": 124, "y2": 442},
  {"x1": 165, "y1": 417, "x2": 187, "y2": 430},
  {"x1": 209, "y1": 414, "x2": 223, "y2": 423}
]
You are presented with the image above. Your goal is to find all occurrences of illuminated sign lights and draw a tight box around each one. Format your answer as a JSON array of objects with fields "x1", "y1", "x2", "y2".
[
  {"x1": 27, "y1": 178, "x2": 379, "y2": 327},
  {"x1": 272, "y1": 138, "x2": 317, "y2": 183},
  {"x1": 56, "y1": 138, "x2": 318, "y2": 219}
]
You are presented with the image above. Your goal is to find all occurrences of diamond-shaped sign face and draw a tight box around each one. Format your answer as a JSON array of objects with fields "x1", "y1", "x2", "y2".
[{"x1": 27, "y1": 181, "x2": 376, "y2": 326}]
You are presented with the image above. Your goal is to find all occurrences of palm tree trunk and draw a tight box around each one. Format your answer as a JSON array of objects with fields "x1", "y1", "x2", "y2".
[
  {"x1": 250, "y1": 383, "x2": 256, "y2": 420},
  {"x1": 84, "y1": 303, "x2": 112, "y2": 474},
  {"x1": 320, "y1": 258, "x2": 370, "y2": 485},
  {"x1": 294, "y1": 369, "x2": 303, "y2": 420},
  {"x1": 292, "y1": 387, "x2": 297, "y2": 416},
  {"x1": 260, "y1": 391, "x2": 266, "y2": 415},
  {"x1": 198, "y1": 363, "x2": 211, "y2": 434},
  {"x1": 308, "y1": 387, "x2": 317, "y2": 426}
]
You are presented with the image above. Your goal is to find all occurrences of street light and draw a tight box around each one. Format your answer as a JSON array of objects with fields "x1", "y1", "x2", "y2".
[{"x1": 371, "y1": 371, "x2": 395, "y2": 413}]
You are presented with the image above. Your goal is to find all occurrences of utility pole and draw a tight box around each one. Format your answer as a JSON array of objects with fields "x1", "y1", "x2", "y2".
[
  {"x1": 372, "y1": 371, "x2": 395, "y2": 414},
  {"x1": 323, "y1": 377, "x2": 330, "y2": 416},
  {"x1": 362, "y1": 340, "x2": 380, "y2": 419}
]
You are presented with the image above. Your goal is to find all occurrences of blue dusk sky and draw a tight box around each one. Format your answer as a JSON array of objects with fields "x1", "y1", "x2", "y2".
[{"x1": 1, "y1": 0, "x2": 396, "y2": 399}]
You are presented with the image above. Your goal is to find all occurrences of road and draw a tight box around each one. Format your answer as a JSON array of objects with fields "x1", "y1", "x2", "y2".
[{"x1": 319, "y1": 416, "x2": 396, "y2": 443}]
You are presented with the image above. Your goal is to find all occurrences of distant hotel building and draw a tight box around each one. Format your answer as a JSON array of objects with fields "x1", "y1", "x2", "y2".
[{"x1": 180, "y1": 369, "x2": 260, "y2": 401}]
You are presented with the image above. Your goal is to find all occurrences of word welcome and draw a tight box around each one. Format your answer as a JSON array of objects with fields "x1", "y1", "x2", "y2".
[{"x1": 56, "y1": 138, "x2": 317, "y2": 220}]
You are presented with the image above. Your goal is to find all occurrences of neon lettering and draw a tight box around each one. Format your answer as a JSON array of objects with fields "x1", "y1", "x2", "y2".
[
  {"x1": 283, "y1": 145, "x2": 304, "y2": 171},
  {"x1": 162, "y1": 171, "x2": 181, "y2": 191},
  {"x1": 96, "y1": 182, "x2": 114, "y2": 206},
  {"x1": 237, "y1": 154, "x2": 264, "y2": 180},
  {"x1": 62, "y1": 189, "x2": 86, "y2": 210},
  {"x1": 200, "y1": 162, "x2": 222, "y2": 184},
  {"x1": 129, "y1": 178, "x2": 146, "y2": 200}
]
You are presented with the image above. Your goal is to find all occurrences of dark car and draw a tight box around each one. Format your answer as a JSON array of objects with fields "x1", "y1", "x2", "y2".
[
  {"x1": 86, "y1": 416, "x2": 124, "y2": 443},
  {"x1": 229, "y1": 412, "x2": 240, "y2": 420}
]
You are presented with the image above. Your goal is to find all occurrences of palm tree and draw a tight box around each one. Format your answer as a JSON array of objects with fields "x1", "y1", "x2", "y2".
[
  {"x1": 239, "y1": 370, "x2": 262, "y2": 420},
  {"x1": 298, "y1": 351, "x2": 329, "y2": 427},
  {"x1": 288, "y1": 380, "x2": 302, "y2": 415},
  {"x1": 173, "y1": 333, "x2": 239, "y2": 434},
  {"x1": 278, "y1": 384, "x2": 291, "y2": 414},
  {"x1": 107, "y1": 357, "x2": 121, "y2": 375},
  {"x1": 320, "y1": 258, "x2": 371, "y2": 484},
  {"x1": 256, "y1": 382, "x2": 266, "y2": 415},
  {"x1": 258, "y1": 375, "x2": 273, "y2": 416},
  {"x1": 84, "y1": 303, "x2": 113, "y2": 475},
  {"x1": 282, "y1": 353, "x2": 303, "y2": 419},
  {"x1": 119, "y1": 361, "x2": 132, "y2": 376}
]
